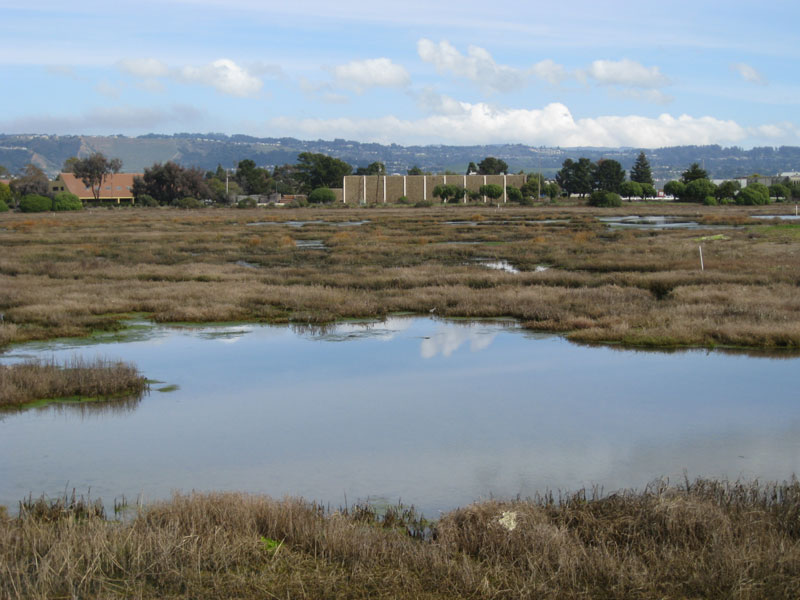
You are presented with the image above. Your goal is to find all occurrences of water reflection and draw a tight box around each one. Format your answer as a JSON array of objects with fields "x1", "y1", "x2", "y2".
[{"x1": 1, "y1": 318, "x2": 798, "y2": 516}]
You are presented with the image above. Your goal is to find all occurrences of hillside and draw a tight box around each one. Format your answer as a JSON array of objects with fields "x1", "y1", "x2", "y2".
[{"x1": 1, "y1": 133, "x2": 798, "y2": 183}]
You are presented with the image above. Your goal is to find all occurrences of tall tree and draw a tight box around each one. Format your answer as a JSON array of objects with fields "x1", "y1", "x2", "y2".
[
  {"x1": 407, "y1": 165, "x2": 423, "y2": 175},
  {"x1": 294, "y1": 152, "x2": 351, "y2": 192},
  {"x1": 11, "y1": 164, "x2": 49, "y2": 198},
  {"x1": 630, "y1": 151, "x2": 654, "y2": 185},
  {"x1": 594, "y1": 159, "x2": 626, "y2": 193},
  {"x1": 477, "y1": 157, "x2": 508, "y2": 175},
  {"x1": 355, "y1": 162, "x2": 386, "y2": 176},
  {"x1": 132, "y1": 162, "x2": 210, "y2": 205},
  {"x1": 73, "y1": 153, "x2": 121, "y2": 201},
  {"x1": 62, "y1": 157, "x2": 79, "y2": 173},
  {"x1": 466, "y1": 161, "x2": 478, "y2": 175},
  {"x1": 556, "y1": 158, "x2": 594, "y2": 197},
  {"x1": 236, "y1": 159, "x2": 273, "y2": 195},
  {"x1": 681, "y1": 162, "x2": 708, "y2": 184}
]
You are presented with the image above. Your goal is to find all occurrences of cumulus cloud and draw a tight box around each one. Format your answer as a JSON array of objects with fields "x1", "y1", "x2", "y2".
[
  {"x1": 417, "y1": 38, "x2": 528, "y2": 93},
  {"x1": 332, "y1": 58, "x2": 410, "y2": 93},
  {"x1": 732, "y1": 62, "x2": 767, "y2": 85},
  {"x1": 416, "y1": 88, "x2": 469, "y2": 115},
  {"x1": 529, "y1": 59, "x2": 568, "y2": 85},
  {"x1": 117, "y1": 58, "x2": 263, "y2": 97},
  {"x1": 177, "y1": 59, "x2": 262, "y2": 97},
  {"x1": 580, "y1": 59, "x2": 669, "y2": 88},
  {"x1": 269, "y1": 101, "x2": 760, "y2": 148}
]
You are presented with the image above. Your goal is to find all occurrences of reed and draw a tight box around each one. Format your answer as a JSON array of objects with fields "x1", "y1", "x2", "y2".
[{"x1": 1, "y1": 477, "x2": 798, "y2": 599}]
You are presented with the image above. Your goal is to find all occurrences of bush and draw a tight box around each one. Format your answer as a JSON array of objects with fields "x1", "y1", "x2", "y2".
[
  {"x1": 683, "y1": 179, "x2": 717, "y2": 203},
  {"x1": 414, "y1": 200, "x2": 433, "y2": 208},
  {"x1": 236, "y1": 197, "x2": 257, "y2": 209},
  {"x1": 588, "y1": 190, "x2": 622, "y2": 207},
  {"x1": 288, "y1": 197, "x2": 309, "y2": 208},
  {"x1": 479, "y1": 184, "x2": 504, "y2": 202},
  {"x1": 0, "y1": 182, "x2": 11, "y2": 207},
  {"x1": 136, "y1": 194, "x2": 158, "y2": 207},
  {"x1": 19, "y1": 194, "x2": 53, "y2": 212},
  {"x1": 0, "y1": 199, "x2": 8, "y2": 212},
  {"x1": 619, "y1": 181, "x2": 642, "y2": 199},
  {"x1": 737, "y1": 185, "x2": 770, "y2": 205},
  {"x1": 663, "y1": 180, "x2": 685, "y2": 200},
  {"x1": 308, "y1": 187, "x2": 336, "y2": 204},
  {"x1": 506, "y1": 186, "x2": 523, "y2": 203},
  {"x1": 52, "y1": 191, "x2": 82, "y2": 211},
  {"x1": 174, "y1": 197, "x2": 202, "y2": 209},
  {"x1": 396, "y1": 195, "x2": 411, "y2": 205},
  {"x1": 703, "y1": 196, "x2": 718, "y2": 206}
]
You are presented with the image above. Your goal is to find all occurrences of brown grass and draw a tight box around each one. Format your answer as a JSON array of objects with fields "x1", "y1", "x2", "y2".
[
  {"x1": 1, "y1": 203, "x2": 800, "y2": 350},
  {"x1": 1, "y1": 478, "x2": 798, "y2": 599},
  {"x1": 0, "y1": 357, "x2": 148, "y2": 407}
]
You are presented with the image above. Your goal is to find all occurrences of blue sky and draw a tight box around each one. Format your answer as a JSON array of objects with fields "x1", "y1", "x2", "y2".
[{"x1": 1, "y1": 0, "x2": 798, "y2": 148}]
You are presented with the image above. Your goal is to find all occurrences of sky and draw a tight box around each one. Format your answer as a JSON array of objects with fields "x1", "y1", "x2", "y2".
[{"x1": 1, "y1": 0, "x2": 799, "y2": 148}]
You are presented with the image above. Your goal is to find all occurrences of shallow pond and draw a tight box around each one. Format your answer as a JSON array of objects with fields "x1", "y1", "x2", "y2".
[
  {"x1": 2, "y1": 318, "x2": 799, "y2": 517},
  {"x1": 599, "y1": 216, "x2": 723, "y2": 230}
]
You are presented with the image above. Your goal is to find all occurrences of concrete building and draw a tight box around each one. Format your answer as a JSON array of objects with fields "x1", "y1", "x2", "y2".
[{"x1": 337, "y1": 173, "x2": 527, "y2": 204}]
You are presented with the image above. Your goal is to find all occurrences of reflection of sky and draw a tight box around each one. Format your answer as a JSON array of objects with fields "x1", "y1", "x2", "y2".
[{"x1": 1, "y1": 318, "x2": 799, "y2": 516}]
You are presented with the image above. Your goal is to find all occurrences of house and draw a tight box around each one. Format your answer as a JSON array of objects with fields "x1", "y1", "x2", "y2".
[{"x1": 52, "y1": 172, "x2": 142, "y2": 204}]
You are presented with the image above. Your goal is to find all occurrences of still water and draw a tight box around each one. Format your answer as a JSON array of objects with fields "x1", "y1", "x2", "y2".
[{"x1": 2, "y1": 318, "x2": 799, "y2": 516}]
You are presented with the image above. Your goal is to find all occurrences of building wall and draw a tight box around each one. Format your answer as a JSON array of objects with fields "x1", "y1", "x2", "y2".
[{"x1": 339, "y1": 174, "x2": 526, "y2": 204}]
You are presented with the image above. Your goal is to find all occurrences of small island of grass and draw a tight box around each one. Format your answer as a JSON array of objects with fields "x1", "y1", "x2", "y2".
[{"x1": 0, "y1": 357, "x2": 148, "y2": 408}]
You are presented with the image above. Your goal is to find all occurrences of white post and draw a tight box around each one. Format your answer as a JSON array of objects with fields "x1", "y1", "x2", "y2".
[
  {"x1": 463, "y1": 175, "x2": 467, "y2": 203},
  {"x1": 343, "y1": 177, "x2": 346, "y2": 203},
  {"x1": 483, "y1": 175, "x2": 487, "y2": 203},
  {"x1": 362, "y1": 175, "x2": 366, "y2": 205},
  {"x1": 383, "y1": 175, "x2": 386, "y2": 203},
  {"x1": 403, "y1": 175, "x2": 407, "y2": 197},
  {"x1": 503, "y1": 174, "x2": 507, "y2": 203},
  {"x1": 423, "y1": 176, "x2": 427, "y2": 201},
  {"x1": 699, "y1": 245, "x2": 704, "y2": 271},
  {"x1": 444, "y1": 174, "x2": 447, "y2": 185}
]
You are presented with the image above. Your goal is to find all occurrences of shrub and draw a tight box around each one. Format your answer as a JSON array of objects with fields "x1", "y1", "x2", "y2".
[
  {"x1": 136, "y1": 194, "x2": 158, "y2": 207},
  {"x1": 506, "y1": 185, "x2": 523, "y2": 203},
  {"x1": 663, "y1": 180, "x2": 685, "y2": 200},
  {"x1": 639, "y1": 183, "x2": 656, "y2": 199},
  {"x1": 619, "y1": 181, "x2": 642, "y2": 199},
  {"x1": 396, "y1": 195, "x2": 411, "y2": 205},
  {"x1": 0, "y1": 182, "x2": 11, "y2": 207},
  {"x1": 174, "y1": 197, "x2": 202, "y2": 209},
  {"x1": 479, "y1": 184, "x2": 504, "y2": 201},
  {"x1": 683, "y1": 179, "x2": 717, "y2": 203},
  {"x1": 703, "y1": 196, "x2": 718, "y2": 206},
  {"x1": 19, "y1": 194, "x2": 53, "y2": 212},
  {"x1": 52, "y1": 191, "x2": 82, "y2": 211},
  {"x1": 237, "y1": 197, "x2": 257, "y2": 209},
  {"x1": 308, "y1": 187, "x2": 336, "y2": 204},
  {"x1": 414, "y1": 200, "x2": 433, "y2": 208},
  {"x1": 588, "y1": 190, "x2": 622, "y2": 207},
  {"x1": 288, "y1": 196, "x2": 309, "y2": 208},
  {"x1": 0, "y1": 199, "x2": 8, "y2": 212},
  {"x1": 737, "y1": 185, "x2": 770, "y2": 205},
  {"x1": 769, "y1": 184, "x2": 790, "y2": 202}
]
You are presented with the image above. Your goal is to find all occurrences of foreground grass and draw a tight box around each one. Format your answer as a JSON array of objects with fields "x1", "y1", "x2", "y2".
[
  {"x1": 0, "y1": 357, "x2": 148, "y2": 407},
  {"x1": 1, "y1": 203, "x2": 800, "y2": 351},
  {"x1": 2, "y1": 478, "x2": 798, "y2": 599}
]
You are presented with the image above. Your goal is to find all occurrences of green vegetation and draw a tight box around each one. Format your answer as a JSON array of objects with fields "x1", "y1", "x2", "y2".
[
  {"x1": 2, "y1": 478, "x2": 798, "y2": 598},
  {"x1": 18, "y1": 194, "x2": 53, "y2": 212},
  {"x1": 52, "y1": 191, "x2": 82, "y2": 211},
  {"x1": 588, "y1": 190, "x2": 622, "y2": 207},
  {"x1": 479, "y1": 183, "x2": 503, "y2": 201},
  {"x1": 72, "y1": 153, "x2": 123, "y2": 201},
  {"x1": 307, "y1": 187, "x2": 337, "y2": 204},
  {"x1": 0, "y1": 357, "x2": 148, "y2": 408}
]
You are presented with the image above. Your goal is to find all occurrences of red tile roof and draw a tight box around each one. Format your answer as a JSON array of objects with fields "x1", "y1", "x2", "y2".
[{"x1": 57, "y1": 172, "x2": 141, "y2": 200}]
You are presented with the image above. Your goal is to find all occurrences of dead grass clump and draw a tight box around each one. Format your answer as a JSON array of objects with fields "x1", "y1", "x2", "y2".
[{"x1": 0, "y1": 357, "x2": 148, "y2": 407}]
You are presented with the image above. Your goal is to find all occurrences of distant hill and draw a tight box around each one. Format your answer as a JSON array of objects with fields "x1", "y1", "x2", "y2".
[{"x1": 1, "y1": 133, "x2": 798, "y2": 184}]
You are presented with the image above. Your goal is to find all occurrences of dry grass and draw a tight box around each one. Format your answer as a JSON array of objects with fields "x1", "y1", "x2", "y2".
[
  {"x1": 1, "y1": 478, "x2": 798, "y2": 599},
  {"x1": 1, "y1": 203, "x2": 800, "y2": 350},
  {"x1": 0, "y1": 356, "x2": 148, "y2": 407}
]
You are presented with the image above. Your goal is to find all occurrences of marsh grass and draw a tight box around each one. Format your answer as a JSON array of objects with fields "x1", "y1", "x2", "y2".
[
  {"x1": 0, "y1": 356, "x2": 148, "y2": 407},
  {"x1": 1, "y1": 478, "x2": 798, "y2": 599},
  {"x1": 1, "y1": 204, "x2": 799, "y2": 350}
]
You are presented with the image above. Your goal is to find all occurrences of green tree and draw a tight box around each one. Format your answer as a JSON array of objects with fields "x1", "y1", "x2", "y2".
[
  {"x1": 0, "y1": 199, "x2": 8, "y2": 212},
  {"x1": 73, "y1": 153, "x2": 121, "y2": 201},
  {"x1": 0, "y1": 165, "x2": 10, "y2": 178},
  {"x1": 133, "y1": 162, "x2": 210, "y2": 205},
  {"x1": 19, "y1": 194, "x2": 53, "y2": 212},
  {"x1": 630, "y1": 151, "x2": 654, "y2": 185},
  {"x1": 663, "y1": 180, "x2": 685, "y2": 200},
  {"x1": 236, "y1": 159, "x2": 273, "y2": 195},
  {"x1": 737, "y1": 185, "x2": 770, "y2": 205},
  {"x1": 432, "y1": 184, "x2": 463, "y2": 203},
  {"x1": 62, "y1": 156, "x2": 79, "y2": 173},
  {"x1": 407, "y1": 165, "x2": 423, "y2": 175},
  {"x1": 639, "y1": 183, "x2": 656, "y2": 199},
  {"x1": 544, "y1": 182, "x2": 561, "y2": 201},
  {"x1": 466, "y1": 161, "x2": 478, "y2": 175},
  {"x1": 521, "y1": 172, "x2": 546, "y2": 198},
  {"x1": 715, "y1": 180, "x2": 741, "y2": 202},
  {"x1": 479, "y1": 184, "x2": 504, "y2": 202},
  {"x1": 681, "y1": 162, "x2": 708, "y2": 184},
  {"x1": 506, "y1": 186, "x2": 523, "y2": 203},
  {"x1": 295, "y1": 152, "x2": 351, "y2": 192},
  {"x1": 355, "y1": 162, "x2": 386, "y2": 176},
  {"x1": 477, "y1": 157, "x2": 508, "y2": 175},
  {"x1": 769, "y1": 184, "x2": 790, "y2": 202},
  {"x1": 0, "y1": 182, "x2": 12, "y2": 207},
  {"x1": 594, "y1": 159, "x2": 625, "y2": 193},
  {"x1": 11, "y1": 164, "x2": 49, "y2": 198},
  {"x1": 308, "y1": 187, "x2": 337, "y2": 204},
  {"x1": 556, "y1": 158, "x2": 594, "y2": 197},
  {"x1": 683, "y1": 179, "x2": 717, "y2": 203},
  {"x1": 619, "y1": 181, "x2": 642, "y2": 199}
]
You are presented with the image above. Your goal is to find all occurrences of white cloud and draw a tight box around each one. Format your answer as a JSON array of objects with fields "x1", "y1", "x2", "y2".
[
  {"x1": 117, "y1": 58, "x2": 262, "y2": 97},
  {"x1": 732, "y1": 62, "x2": 767, "y2": 85},
  {"x1": 581, "y1": 59, "x2": 669, "y2": 88},
  {"x1": 332, "y1": 58, "x2": 410, "y2": 93},
  {"x1": 269, "y1": 101, "x2": 761, "y2": 148},
  {"x1": 417, "y1": 38, "x2": 527, "y2": 93},
  {"x1": 417, "y1": 88, "x2": 469, "y2": 115},
  {"x1": 529, "y1": 59, "x2": 568, "y2": 85},
  {"x1": 117, "y1": 58, "x2": 169, "y2": 78},
  {"x1": 178, "y1": 59, "x2": 262, "y2": 97}
]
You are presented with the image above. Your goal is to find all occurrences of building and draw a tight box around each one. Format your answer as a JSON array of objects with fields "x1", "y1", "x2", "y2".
[
  {"x1": 52, "y1": 172, "x2": 142, "y2": 204},
  {"x1": 337, "y1": 173, "x2": 527, "y2": 204}
]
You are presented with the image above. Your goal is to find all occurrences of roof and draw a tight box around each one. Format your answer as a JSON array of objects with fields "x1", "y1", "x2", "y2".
[{"x1": 57, "y1": 172, "x2": 141, "y2": 199}]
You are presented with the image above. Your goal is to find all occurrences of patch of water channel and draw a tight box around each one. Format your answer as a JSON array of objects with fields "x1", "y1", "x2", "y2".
[
  {"x1": 1, "y1": 318, "x2": 799, "y2": 517},
  {"x1": 598, "y1": 216, "x2": 729, "y2": 230}
]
